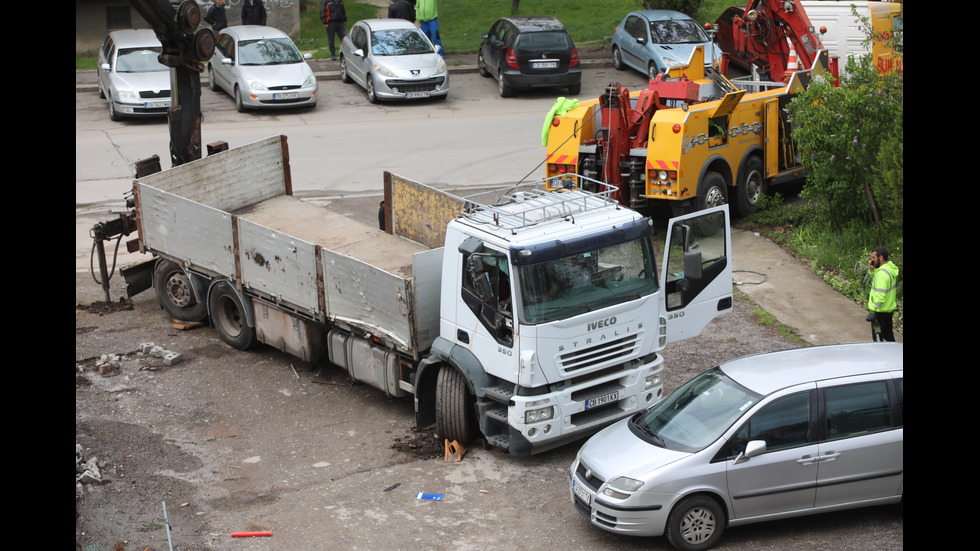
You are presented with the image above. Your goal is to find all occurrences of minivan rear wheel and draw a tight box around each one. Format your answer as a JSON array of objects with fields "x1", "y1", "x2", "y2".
[{"x1": 666, "y1": 495, "x2": 725, "y2": 551}]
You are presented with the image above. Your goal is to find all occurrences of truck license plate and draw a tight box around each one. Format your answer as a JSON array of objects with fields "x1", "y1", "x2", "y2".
[
  {"x1": 274, "y1": 92, "x2": 299, "y2": 100},
  {"x1": 585, "y1": 390, "x2": 619, "y2": 410},
  {"x1": 532, "y1": 61, "x2": 557, "y2": 69},
  {"x1": 573, "y1": 480, "x2": 591, "y2": 505}
]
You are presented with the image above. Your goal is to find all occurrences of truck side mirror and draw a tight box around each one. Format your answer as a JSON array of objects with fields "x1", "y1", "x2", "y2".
[{"x1": 684, "y1": 250, "x2": 703, "y2": 281}]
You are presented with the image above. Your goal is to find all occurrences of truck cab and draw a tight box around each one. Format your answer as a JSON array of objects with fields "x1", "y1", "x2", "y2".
[{"x1": 417, "y1": 176, "x2": 733, "y2": 455}]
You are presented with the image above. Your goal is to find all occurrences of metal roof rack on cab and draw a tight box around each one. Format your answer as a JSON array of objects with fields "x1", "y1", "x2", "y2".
[{"x1": 460, "y1": 174, "x2": 621, "y2": 233}]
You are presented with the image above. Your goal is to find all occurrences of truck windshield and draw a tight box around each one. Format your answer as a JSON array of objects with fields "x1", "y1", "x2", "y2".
[{"x1": 516, "y1": 236, "x2": 658, "y2": 324}]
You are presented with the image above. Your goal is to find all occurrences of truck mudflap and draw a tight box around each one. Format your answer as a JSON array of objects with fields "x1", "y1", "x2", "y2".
[{"x1": 121, "y1": 258, "x2": 155, "y2": 298}]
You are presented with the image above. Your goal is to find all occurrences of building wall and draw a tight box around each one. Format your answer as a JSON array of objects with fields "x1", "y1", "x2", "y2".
[{"x1": 76, "y1": 0, "x2": 302, "y2": 56}]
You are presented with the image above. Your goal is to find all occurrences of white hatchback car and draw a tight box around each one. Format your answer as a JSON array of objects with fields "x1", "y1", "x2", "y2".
[
  {"x1": 208, "y1": 26, "x2": 318, "y2": 112},
  {"x1": 569, "y1": 342, "x2": 903, "y2": 551},
  {"x1": 97, "y1": 29, "x2": 172, "y2": 121}
]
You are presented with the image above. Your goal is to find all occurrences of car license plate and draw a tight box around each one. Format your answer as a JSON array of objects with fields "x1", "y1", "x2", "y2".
[
  {"x1": 274, "y1": 92, "x2": 299, "y2": 100},
  {"x1": 406, "y1": 91, "x2": 430, "y2": 98},
  {"x1": 573, "y1": 480, "x2": 591, "y2": 505},
  {"x1": 145, "y1": 100, "x2": 170, "y2": 109},
  {"x1": 532, "y1": 61, "x2": 557, "y2": 69},
  {"x1": 585, "y1": 390, "x2": 619, "y2": 410}
]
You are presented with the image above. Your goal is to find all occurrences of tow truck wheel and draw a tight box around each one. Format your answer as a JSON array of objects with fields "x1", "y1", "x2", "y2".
[
  {"x1": 665, "y1": 495, "x2": 726, "y2": 551},
  {"x1": 698, "y1": 172, "x2": 728, "y2": 211},
  {"x1": 435, "y1": 366, "x2": 476, "y2": 445},
  {"x1": 153, "y1": 260, "x2": 208, "y2": 322},
  {"x1": 208, "y1": 281, "x2": 257, "y2": 351},
  {"x1": 735, "y1": 156, "x2": 765, "y2": 217}
]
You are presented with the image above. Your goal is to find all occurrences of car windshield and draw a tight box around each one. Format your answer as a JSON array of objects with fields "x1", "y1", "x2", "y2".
[
  {"x1": 517, "y1": 31, "x2": 571, "y2": 51},
  {"x1": 650, "y1": 19, "x2": 709, "y2": 44},
  {"x1": 631, "y1": 367, "x2": 761, "y2": 452},
  {"x1": 516, "y1": 237, "x2": 658, "y2": 325},
  {"x1": 116, "y1": 47, "x2": 167, "y2": 72},
  {"x1": 238, "y1": 38, "x2": 303, "y2": 65},
  {"x1": 371, "y1": 29, "x2": 434, "y2": 56}
]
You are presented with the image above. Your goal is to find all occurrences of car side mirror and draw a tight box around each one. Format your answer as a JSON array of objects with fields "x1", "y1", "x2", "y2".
[
  {"x1": 354, "y1": 48, "x2": 365, "y2": 58},
  {"x1": 733, "y1": 440, "x2": 766, "y2": 464},
  {"x1": 636, "y1": 36, "x2": 647, "y2": 45},
  {"x1": 221, "y1": 57, "x2": 233, "y2": 65},
  {"x1": 303, "y1": 52, "x2": 313, "y2": 60}
]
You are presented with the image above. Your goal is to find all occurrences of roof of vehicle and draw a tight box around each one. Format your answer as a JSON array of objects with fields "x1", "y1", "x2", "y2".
[
  {"x1": 359, "y1": 18, "x2": 424, "y2": 32},
  {"x1": 107, "y1": 29, "x2": 162, "y2": 49},
  {"x1": 498, "y1": 15, "x2": 567, "y2": 33},
  {"x1": 720, "y1": 342, "x2": 903, "y2": 396},
  {"x1": 629, "y1": 10, "x2": 698, "y2": 22},
  {"x1": 220, "y1": 25, "x2": 291, "y2": 41}
]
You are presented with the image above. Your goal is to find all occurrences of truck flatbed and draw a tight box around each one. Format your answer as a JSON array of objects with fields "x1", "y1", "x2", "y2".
[{"x1": 233, "y1": 194, "x2": 425, "y2": 278}]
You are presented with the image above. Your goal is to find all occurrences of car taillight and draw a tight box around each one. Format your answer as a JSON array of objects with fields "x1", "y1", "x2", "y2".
[
  {"x1": 506, "y1": 48, "x2": 519, "y2": 69},
  {"x1": 570, "y1": 47, "x2": 579, "y2": 67}
]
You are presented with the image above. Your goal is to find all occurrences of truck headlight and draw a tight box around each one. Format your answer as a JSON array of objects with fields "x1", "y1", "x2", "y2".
[
  {"x1": 525, "y1": 405, "x2": 555, "y2": 424},
  {"x1": 603, "y1": 476, "x2": 644, "y2": 499},
  {"x1": 645, "y1": 373, "x2": 661, "y2": 390}
]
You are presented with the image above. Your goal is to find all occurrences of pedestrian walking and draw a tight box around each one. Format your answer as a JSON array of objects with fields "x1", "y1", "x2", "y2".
[
  {"x1": 320, "y1": 0, "x2": 348, "y2": 61},
  {"x1": 204, "y1": 0, "x2": 228, "y2": 33},
  {"x1": 865, "y1": 246, "x2": 899, "y2": 341},
  {"x1": 415, "y1": 0, "x2": 443, "y2": 54},
  {"x1": 241, "y1": 0, "x2": 267, "y2": 26}
]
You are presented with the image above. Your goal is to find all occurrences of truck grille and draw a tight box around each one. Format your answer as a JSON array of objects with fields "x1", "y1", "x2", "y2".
[{"x1": 558, "y1": 334, "x2": 640, "y2": 375}]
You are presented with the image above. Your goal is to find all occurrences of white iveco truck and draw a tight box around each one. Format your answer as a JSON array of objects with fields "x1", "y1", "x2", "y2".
[{"x1": 117, "y1": 135, "x2": 733, "y2": 455}]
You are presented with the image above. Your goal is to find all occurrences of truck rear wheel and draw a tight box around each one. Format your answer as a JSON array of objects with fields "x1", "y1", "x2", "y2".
[
  {"x1": 209, "y1": 281, "x2": 257, "y2": 351},
  {"x1": 436, "y1": 367, "x2": 476, "y2": 445},
  {"x1": 698, "y1": 172, "x2": 728, "y2": 211},
  {"x1": 735, "y1": 156, "x2": 765, "y2": 217},
  {"x1": 154, "y1": 260, "x2": 208, "y2": 322}
]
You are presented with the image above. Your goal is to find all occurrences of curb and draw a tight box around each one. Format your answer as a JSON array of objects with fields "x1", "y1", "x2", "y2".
[{"x1": 75, "y1": 58, "x2": 612, "y2": 94}]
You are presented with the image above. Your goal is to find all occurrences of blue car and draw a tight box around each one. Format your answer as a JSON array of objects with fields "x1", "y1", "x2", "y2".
[{"x1": 611, "y1": 10, "x2": 720, "y2": 79}]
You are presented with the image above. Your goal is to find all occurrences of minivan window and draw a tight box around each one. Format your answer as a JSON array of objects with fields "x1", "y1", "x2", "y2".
[
  {"x1": 630, "y1": 367, "x2": 760, "y2": 452},
  {"x1": 728, "y1": 392, "x2": 811, "y2": 455},
  {"x1": 824, "y1": 381, "x2": 892, "y2": 439}
]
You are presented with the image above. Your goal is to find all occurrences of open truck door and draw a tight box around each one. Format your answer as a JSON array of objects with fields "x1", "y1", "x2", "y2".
[{"x1": 660, "y1": 205, "x2": 733, "y2": 344}]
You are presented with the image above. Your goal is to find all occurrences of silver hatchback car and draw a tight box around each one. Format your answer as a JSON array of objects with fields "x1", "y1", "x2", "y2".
[
  {"x1": 570, "y1": 342, "x2": 903, "y2": 551},
  {"x1": 97, "y1": 29, "x2": 172, "y2": 121},
  {"x1": 208, "y1": 26, "x2": 318, "y2": 112},
  {"x1": 340, "y1": 19, "x2": 449, "y2": 103}
]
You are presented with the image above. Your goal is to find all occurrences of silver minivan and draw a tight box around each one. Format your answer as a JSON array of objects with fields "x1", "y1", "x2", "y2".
[{"x1": 569, "y1": 342, "x2": 903, "y2": 551}]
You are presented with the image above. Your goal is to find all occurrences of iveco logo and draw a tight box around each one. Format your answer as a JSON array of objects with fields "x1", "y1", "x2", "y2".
[
  {"x1": 411, "y1": 69, "x2": 420, "y2": 76},
  {"x1": 587, "y1": 317, "x2": 617, "y2": 331}
]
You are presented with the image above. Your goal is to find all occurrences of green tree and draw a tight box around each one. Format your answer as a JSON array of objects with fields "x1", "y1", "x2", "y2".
[{"x1": 787, "y1": 56, "x2": 902, "y2": 237}]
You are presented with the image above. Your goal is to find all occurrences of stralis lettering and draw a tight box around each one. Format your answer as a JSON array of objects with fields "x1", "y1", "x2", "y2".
[
  {"x1": 559, "y1": 321, "x2": 642, "y2": 352},
  {"x1": 587, "y1": 317, "x2": 617, "y2": 331}
]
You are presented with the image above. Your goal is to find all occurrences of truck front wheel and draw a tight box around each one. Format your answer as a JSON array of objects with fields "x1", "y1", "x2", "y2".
[
  {"x1": 436, "y1": 367, "x2": 476, "y2": 445},
  {"x1": 154, "y1": 260, "x2": 208, "y2": 322},
  {"x1": 209, "y1": 281, "x2": 257, "y2": 351}
]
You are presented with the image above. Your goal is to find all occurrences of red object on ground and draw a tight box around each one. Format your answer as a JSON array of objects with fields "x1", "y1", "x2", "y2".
[{"x1": 231, "y1": 531, "x2": 272, "y2": 538}]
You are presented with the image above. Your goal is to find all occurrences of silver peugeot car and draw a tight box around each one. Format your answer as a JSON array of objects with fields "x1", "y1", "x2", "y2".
[
  {"x1": 208, "y1": 26, "x2": 318, "y2": 112},
  {"x1": 569, "y1": 342, "x2": 903, "y2": 550},
  {"x1": 340, "y1": 18, "x2": 449, "y2": 103},
  {"x1": 97, "y1": 29, "x2": 172, "y2": 121}
]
